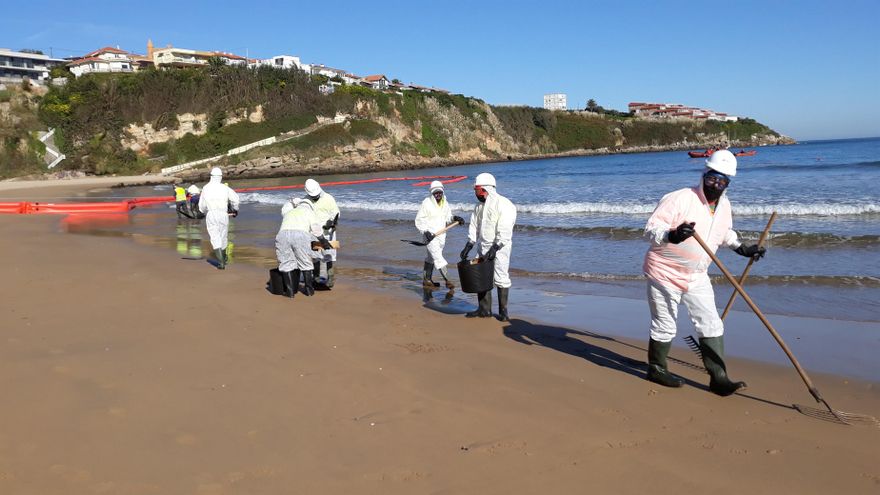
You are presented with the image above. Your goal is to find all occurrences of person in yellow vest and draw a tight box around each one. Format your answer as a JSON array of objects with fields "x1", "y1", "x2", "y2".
[
  {"x1": 174, "y1": 184, "x2": 188, "y2": 218},
  {"x1": 305, "y1": 178, "x2": 341, "y2": 289},
  {"x1": 275, "y1": 198, "x2": 332, "y2": 297}
]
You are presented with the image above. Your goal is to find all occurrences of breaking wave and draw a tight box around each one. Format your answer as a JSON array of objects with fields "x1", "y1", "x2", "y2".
[{"x1": 240, "y1": 193, "x2": 880, "y2": 217}]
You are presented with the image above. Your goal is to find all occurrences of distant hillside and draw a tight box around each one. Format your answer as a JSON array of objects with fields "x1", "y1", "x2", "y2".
[{"x1": 23, "y1": 65, "x2": 792, "y2": 179}]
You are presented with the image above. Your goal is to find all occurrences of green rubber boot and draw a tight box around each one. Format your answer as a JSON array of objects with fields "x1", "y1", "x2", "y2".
[
  {"x1": 496, "y1": 287, "x2": 509, "y2": 322},
  {"x1": 326, "y1": 261, "x2": 335, "y2": 288},
  {"x1": 215, "y1": 248, "x2": 226, "y2": 270},
  {"x1": 466, "y1": 290, "x2": 493, "y2": 318},
  {"x1": 699, "y1": 336, "x2": 747, "y2": 396},
  {"x1": 646, "y1": 339, "x2": 684, "y2": 387}
]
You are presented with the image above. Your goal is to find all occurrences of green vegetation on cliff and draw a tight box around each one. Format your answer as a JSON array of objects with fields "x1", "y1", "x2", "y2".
[
  {"x1": 29, "y1": 64, "x2": 783, "y2": 177},
  {"x1": 0, "y1": 83, "x2": 48, "y2": 178}
]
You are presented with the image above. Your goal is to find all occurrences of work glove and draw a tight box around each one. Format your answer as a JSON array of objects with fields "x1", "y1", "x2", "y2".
[
  {"x1": 323, "y1": 219, "x2": 335, "y2": 230},
  {"x1": 230, "y1": 209, "x2": 239, "y2": 218},
  {"x1": 484, "y1": 243, "x2": 502, "y2": 261},
  {"x1": 734, "y1": 243, "x2": 766, "y2": 261},
  {"x1": 667, "y1": 222, "x2": 696, "y2": 244},
  {"x1": 423, "y1": 231, "x2": 436, "y2": 243},
  {"x1": 460, "y1": 241, "x2": 474, "y2": 261},
  {"x1": 318, "y1": 236, "x2": 333, "y2": 250},
  {"x1": 452, "y1": 215, "x2": 465, "y2": 225}
]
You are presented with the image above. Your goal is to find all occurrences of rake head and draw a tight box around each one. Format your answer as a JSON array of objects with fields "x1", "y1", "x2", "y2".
[{"x1": 794, "y1": 403, "x2": 880, "y2": 427}]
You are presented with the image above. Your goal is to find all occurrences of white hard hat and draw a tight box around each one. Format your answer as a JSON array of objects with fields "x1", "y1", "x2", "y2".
[
  {"x1": 187, "y1": 185, "x2": 200, "y2": 194},
  {"x1": 281, "y1": 201, "x2": 294, "y2": 216},
  {"x1": 210, "y1": 167, "x2": 223, "y2": 177},
  {"x1": 429, "y1": 180, "x2": 444, "y2": 193},
  {"x1": 304, "y1": 178, "x2": 322, "y2": 197},
  {"x1": 706, "y1": 149, "x2": 737, "y2": 176},
  {"x1": 474, "y1": 173, "x2": 496, "y2": 188}
]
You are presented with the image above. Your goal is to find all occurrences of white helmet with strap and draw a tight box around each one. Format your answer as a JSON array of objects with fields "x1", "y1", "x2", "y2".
[{"x1": 706, "y1": 149, "x2": 737, "y2": 176}]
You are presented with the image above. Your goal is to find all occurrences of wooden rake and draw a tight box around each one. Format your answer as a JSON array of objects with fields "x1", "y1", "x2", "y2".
[{"x1": 692, "y1": 230, "x2": 879, "y2": 427}]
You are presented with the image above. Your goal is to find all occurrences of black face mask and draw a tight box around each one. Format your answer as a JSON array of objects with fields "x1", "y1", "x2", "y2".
[
  {"x1": 476, "y1": 192, "x2": 487, "y2": 203},
  {"x1": 702, "y1": 174, "x2": 729, "y2": 202},
  {"x1": 433, "y1": 191, "x2": 444, "y2": 203}
]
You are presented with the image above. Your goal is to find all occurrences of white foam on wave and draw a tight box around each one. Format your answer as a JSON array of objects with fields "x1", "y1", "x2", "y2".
[
  {"x1": 239, "y1": 193, "x2": 880, "y2": 217},
  {"x1": 734, "y1": 203, "x2": 880, "y2": 216}
]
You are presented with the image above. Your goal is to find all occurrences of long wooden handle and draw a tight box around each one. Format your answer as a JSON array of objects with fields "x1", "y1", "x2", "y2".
[
  {"x1": 433, "y1": 221, "x2": 461, "y2": 236},
  {"x1": 720, "y1": 211, "x2": 777, "y2": 320},
  {"x1": 692, "y1": 231, "x2": 824, "y2": 404}
]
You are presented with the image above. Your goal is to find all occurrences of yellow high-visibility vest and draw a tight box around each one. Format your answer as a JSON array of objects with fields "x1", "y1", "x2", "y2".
[{"x1": 174, "y1": 187, "x2": 186, "y2": 202}]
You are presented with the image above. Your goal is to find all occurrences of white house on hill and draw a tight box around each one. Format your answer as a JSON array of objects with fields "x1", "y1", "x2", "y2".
[
  {"x1": 252, "y1": 55, "x2": 303, "y2": 71},
  {"x1": 68, "y1": 46, "x2": 135, "y2": 77}
]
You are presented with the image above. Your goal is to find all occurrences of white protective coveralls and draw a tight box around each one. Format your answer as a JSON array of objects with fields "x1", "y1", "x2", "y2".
[
  {"x1": 198, "y1": 174, "x2": 240, "y2": 250},
  {"x1": 310, "y1": 192, "x2": 340, "y2": 263},
  {"x1": 276, "y1": 200, "x2": 323, "y2": 271},
  {"x1": 643, "y1": 174, "x2": 742, "y2": 343},
  {"x1": 415, "y1": 191, "x2": 454, "y2": 270},
  {"x1": 468, "y1": 187, "x2": 517, "y2": 288}
]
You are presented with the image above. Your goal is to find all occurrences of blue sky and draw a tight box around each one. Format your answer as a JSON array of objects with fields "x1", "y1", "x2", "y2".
[{"x1": 3, "y1": 0, "x2": 879, "y2": 140}]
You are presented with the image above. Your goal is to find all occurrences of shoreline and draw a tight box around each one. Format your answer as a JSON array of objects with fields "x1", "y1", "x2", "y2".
[
  {"x1": 1, "y1": 139, "x2": 795, "y2": 187},
  {"x1": 1, "y1": 181, "x2": 878, "y2": 494}
]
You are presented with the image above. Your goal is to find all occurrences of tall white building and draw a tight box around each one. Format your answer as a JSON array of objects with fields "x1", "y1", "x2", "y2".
[{"x1": 543, "y1": 93, "x2": 567, "y2": 111}]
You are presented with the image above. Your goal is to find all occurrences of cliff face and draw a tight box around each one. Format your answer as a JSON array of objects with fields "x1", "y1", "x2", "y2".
[{"x1": 174, "y1": 96, "x2": 792, "y2": 181}]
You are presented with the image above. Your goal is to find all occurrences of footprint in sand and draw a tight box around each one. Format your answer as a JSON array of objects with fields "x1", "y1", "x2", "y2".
[
  {"x1": 395, "y1": 342, "x2": 451, "y2": 354},
  {"x1": 49, "y1": 464, "x2": 91, "y2": 483},
  {"x1": 108, "y1": 407, "x2": 126, "y2": 417},
  {"x1": 176, "y1": 433, "x2": 198, "y2": 446}
]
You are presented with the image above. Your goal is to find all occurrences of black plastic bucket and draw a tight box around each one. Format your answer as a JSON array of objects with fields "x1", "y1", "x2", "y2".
[
  {"x1": 457, "y1": 259, "x2": 495, "y2": 293},
  {"x1": 268, "y1": 268, "x2": 284, "y2": 295}
]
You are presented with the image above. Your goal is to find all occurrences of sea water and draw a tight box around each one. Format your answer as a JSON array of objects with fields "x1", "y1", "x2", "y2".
[{"x1": 77, "y1": 138, "x2": 880, "y2": 377}]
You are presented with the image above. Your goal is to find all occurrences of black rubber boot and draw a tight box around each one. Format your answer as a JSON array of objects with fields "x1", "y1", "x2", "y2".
[
  {"x1": 647, "y1": 339, "x2": 684, "y2": 387},
  {"x1": 423, "y1": 261, "x2": 439, "y2": 288},
  {"x1": 326, "y1": 261, "x2": 335, "y2": 288},
  {"x1": 496, "y1": 287, "x2": 509, "y2": 322},
  {"x1": 301, "y1": 271, "x2": 315, "y2": 296},
  {"x1": 699, "y1": 336, "x2": 747, "y2": 396},
  {"x1": 281, "y1": 270, "x2": 296, "y2": 298},
  {"x1": 223, "y1": 248, "x2": 229, "y2": 264},
  {"x1": 215, "y1": 248, "x2": 226, "y2": 270},
  {"x1": 466, "y1": 291, "x2": 493, "y2": 318},
  {"x1": 313, "y1": 260, "x2": 321, "y2": 280}
]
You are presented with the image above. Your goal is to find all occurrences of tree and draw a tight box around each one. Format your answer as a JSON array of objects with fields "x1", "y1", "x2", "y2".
[
  {"x1": 586, "y1": 99, "x2": 599, "y2": 112},
  {"x1": 20, "y1": 48, "x2": 44, "y2": 55}
]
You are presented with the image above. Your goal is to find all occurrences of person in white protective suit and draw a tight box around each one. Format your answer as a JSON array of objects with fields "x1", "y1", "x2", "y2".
[
  {"x1": 304, "y1": 178, "x2": 340, "y2": 288},
  {"x1": 459, "y1": 173, "x2": 517, "y2": 321},
  {"x1": 642, "y1": 149, "x2": 767, "y2": 396},
  {"x1": 198, "y1": 167, "x2": 240, "y2": 270},
  {"x1": 415, "y1": 180, "x2": 465, "y2": 289},
  {"x1": 275, "y1": 198, "x2": 331, "y2": 297}
]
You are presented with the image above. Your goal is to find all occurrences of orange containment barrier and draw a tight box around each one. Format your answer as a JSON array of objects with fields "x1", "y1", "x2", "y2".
[
  {"x1": 0, "y1": 201, "x2": 136, "y2": 215},
  {"x1": 0, "y1": 202, "x2": 28, "y2": 214}
]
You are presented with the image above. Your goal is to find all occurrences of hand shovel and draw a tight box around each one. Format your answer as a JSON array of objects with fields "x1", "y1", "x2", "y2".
[{"x1": 401, "y1": 221, "x2": 461, "y2": 246}]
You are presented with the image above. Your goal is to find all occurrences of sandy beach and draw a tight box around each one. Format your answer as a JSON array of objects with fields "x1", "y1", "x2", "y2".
[{"x1": 1, "y1": 179, "x2": 879, "y2": 494}]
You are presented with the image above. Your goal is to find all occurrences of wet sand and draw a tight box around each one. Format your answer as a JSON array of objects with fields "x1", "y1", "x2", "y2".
[{"x1": 1, "y1": 183, "x2": 879, "y2": 494}]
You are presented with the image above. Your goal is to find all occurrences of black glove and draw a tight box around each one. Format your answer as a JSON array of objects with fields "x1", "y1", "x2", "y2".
[
  {"x1": 484, "y1": 243, "x2": 501, "y2": 261},
  {"x1": 460, "y1": 241, "x2": 474, "y2": 261},
  {"x1": 323, "y1": 219, "x2": 335, "y2": 230},
  {"x1": 230, "y1": 209, "x2": 239, "y2": 218},
  {"x1": 452, "y1": 215, "x2": 465, "y2": 225},
  {"x1": 423, "y1": 231, "x2": 436, "y2": 243},
  {"x1": 318, "y1": 236, "x2": 333, "y2": 250},
  {"x1": 734, "y1": 243, "x2": 766, "y2": 261},
  {"x1": 667, "y1": 222, "x2": 695, "y2": 244}
]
